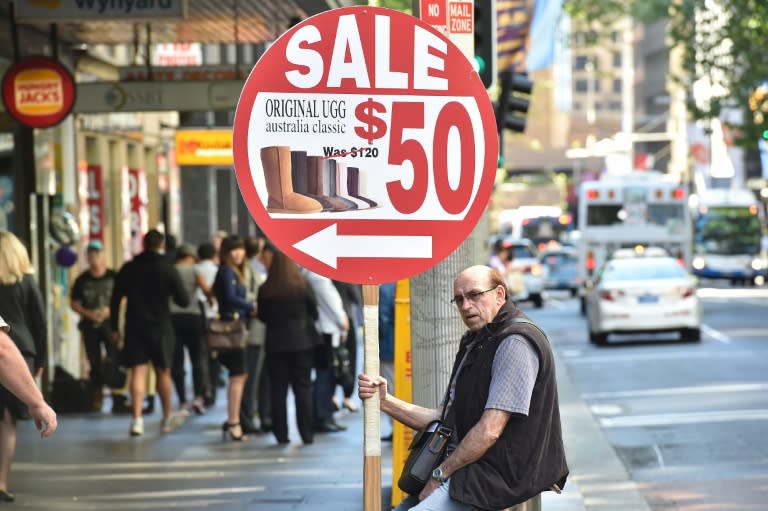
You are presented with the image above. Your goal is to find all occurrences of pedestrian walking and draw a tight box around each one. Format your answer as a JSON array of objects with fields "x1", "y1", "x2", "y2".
[
  {"x1": 110, "y1": 229, "x2": 190, "y2": 437},
  {"x1": 239, "y1": 236, "x2": 267, "y2": 434},
  {"x1": 70, "y1": 240, "x2": 128, "y2": 413},
  {"x1": 331, "y1": 280, "x2": 362, "y2": 413},
  {"x1": 195, "y1": 242, "x2": 220, "y2": 407},
  {"x1": 358, "y1": 265, "x2": 569, "y2": 510},
  {"x1": 170, "y1": 244, "x2": 211, "y2": 415},
  {"x1": 304, "y1": 271, "x2": 348, "y2": 434},
  {"x1": 0, "y1": 231, "x2": 51, "y2": 502},
  {"x1": 212, "y1": 235, "x2": 254, "y2": 442}
]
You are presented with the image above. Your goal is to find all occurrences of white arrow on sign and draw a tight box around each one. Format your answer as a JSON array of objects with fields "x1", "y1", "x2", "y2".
[{"x1": 293, "y1": 224, "x2": 433, "y2": 269}]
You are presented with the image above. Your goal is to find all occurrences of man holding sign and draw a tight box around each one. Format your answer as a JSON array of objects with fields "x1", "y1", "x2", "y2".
[{"x1": 358, "y1": 265, "x2": 568, "y2": 510}]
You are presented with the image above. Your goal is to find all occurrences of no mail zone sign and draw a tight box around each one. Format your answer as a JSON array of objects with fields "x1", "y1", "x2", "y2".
[{"x1": 233, "y1": 6, "x2": 497, "y2": 284}]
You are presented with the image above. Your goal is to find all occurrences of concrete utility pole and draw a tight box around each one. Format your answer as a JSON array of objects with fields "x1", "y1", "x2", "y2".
[{"x1": 410, "y1": 223, "x2": 487, "y2": 407}]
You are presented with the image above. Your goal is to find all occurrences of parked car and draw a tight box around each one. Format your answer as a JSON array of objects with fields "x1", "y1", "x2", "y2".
[
  {"x1": 584, "y1": 255, "x2": 701, "y2": 345},
  {"x1": 539, "y1": 246, "x2": 579, "y2": 296}
]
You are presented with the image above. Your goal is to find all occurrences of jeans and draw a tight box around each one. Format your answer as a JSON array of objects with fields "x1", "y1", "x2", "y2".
[
  {"x1": 171, "y1": 313, "x2": 208, "y2": 403},
  {"x1": 313, "y1": 366, "x2": 336, "y2": 425},
  {"x1": 393, "y1": 480, "x2": 477, "y2": 511}
]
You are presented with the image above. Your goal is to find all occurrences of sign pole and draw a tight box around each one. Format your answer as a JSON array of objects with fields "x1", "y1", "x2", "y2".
[{"x1": 362, "y1": 284, "x2": 381, "y2": 511}]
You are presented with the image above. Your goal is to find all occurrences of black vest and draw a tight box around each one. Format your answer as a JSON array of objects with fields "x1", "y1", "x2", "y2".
[{"x1": 447, "y1": 300, "x2": 569, "y2": 510}]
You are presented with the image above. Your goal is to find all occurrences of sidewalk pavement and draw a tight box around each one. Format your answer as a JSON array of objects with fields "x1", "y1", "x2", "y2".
[{"x1": 11, "y1": 352, "x2": 651, "y2": 510}]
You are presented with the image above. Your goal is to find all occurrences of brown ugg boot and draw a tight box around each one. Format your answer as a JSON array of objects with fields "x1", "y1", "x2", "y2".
[
  {"x1": 261, "y1": 146, "x2": 322, "y2": 213},
  {"x1": 291, "y1": 151, "x2": 335, "y2": 211}
]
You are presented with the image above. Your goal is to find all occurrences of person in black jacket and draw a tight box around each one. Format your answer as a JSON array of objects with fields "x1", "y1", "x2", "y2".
[
  {"x1": 257, "y1": 245, "x2": 318, "y2": 445},
  {"x1": 0, "y1": 231, "x2": 49, "y2": 502},
  {"x1": 358, "y1": 265, "x2": 568, "y2": 510},
  {"x1": 110, "y1": 229, "x2": 190, "y2": 437}
]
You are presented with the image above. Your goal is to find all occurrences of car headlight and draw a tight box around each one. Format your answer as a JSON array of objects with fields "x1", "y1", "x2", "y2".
[{"x1": 692, "y1": 256, "x2": 706, "y2": 270}]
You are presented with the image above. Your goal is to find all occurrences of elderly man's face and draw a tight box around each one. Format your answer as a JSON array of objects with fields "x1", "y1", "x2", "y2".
[{"x1": 452, "y1": 267, "x2": 505, "y2": 332}]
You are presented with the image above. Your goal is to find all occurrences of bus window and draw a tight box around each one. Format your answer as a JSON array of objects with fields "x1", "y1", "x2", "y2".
[{"x1": 586, "y1": 205, "x2": 623, "y2": 226}]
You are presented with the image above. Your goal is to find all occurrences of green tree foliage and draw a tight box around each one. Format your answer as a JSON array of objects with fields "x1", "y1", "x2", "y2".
[
  {"x1": 564, "y1": 0, "x2": 768, "y2": 148},
  {"x1": 373, "y1": 0, "x2": 412, "y2": 14}
]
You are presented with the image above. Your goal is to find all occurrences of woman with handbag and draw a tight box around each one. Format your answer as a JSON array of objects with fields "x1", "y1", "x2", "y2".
[
  {"x1": 0, "y1": 231, "x2": 47, "y2": 502},
  {"x1": 212, "y1": 235, "x2": 255, "y2": 441},
  {"x1": 257, "y1": 244, "x2": 318, "y2": 445}
]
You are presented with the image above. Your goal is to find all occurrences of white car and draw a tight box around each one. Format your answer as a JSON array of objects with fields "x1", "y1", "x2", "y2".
[
  {"x1": 585, "y1": 255, "x2": 701, "y2": 345},
  {"x1": 503, "y1": 238, "x2": 544, "y2": 308}
]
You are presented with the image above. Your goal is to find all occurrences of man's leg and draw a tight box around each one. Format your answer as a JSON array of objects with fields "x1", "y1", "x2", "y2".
[
  {"x1": 82, "y1": 328, "x2": 103, "y2": 410},
  {"x1": 130, "y1": 363, "x2": 148, "y2": 419},
  {"x1": 393, "y1": 481, "x2": 477, "y2": 511},
  {"x1": 156, "y1": 367, "x2": 173, "y2": 421}
]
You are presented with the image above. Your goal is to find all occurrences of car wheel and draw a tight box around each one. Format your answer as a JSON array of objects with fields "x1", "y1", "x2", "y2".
[
  {"x1": 681, "y1": 328, "x2": 701, "y2": 342},
  {"x1": 570, "y1": 288, "x2": 578, "y2": 298},
  {"x1": 589, "y1": 330, "x2": 608, "y2": 346},
  {"x1": 532, "y1": 294, "x2": 544, "y2": 308}
]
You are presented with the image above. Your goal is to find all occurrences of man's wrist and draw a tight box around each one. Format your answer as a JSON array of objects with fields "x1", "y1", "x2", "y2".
[{"x1": 431, "y1": 466, "x2": 449, "y2": 483}]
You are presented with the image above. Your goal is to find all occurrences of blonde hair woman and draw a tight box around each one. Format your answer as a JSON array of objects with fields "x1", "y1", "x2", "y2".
[{"x1": 0, "y1": 231, "x2": 47, "y2": 502}]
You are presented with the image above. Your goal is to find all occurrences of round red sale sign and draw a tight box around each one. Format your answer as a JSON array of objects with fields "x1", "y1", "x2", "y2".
[{"x1": 233, "y1": 6, "x2": 498, "y2": 284}]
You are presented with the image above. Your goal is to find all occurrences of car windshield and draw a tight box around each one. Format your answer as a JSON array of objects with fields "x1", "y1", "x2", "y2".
[
  {"x1": 601, "y1": 258, "x2": 687, "y2": 282},
  {"x1": 543, "y1": 252, "x2": 577, "y2": 267},
  {"x1": 508, "y1": 244, "x2": 536, "y2": 259}
]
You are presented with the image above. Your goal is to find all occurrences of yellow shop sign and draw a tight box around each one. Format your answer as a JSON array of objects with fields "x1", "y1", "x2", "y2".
[{"x1": 175, "y1": 130, "x2": 233, "y2": 166}]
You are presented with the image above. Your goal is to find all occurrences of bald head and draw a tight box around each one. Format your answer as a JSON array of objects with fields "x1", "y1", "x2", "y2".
[{"x1": 453, "y1": 265, "x2": 507, "y2": 331}]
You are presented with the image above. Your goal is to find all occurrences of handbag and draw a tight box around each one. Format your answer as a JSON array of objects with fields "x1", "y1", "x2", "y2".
[
  {"x1": 206, "y1": 317, "x2": 247, "y2": 351},
  {"x1": 397, "y1": 419, "x2": 452, "y2": 495},
  {"x1": 102, "y1": 354, "x2": 127, "y2": 389},
  {"x1": 333, "y1": 344, "x2": 354, "y2": 390}
]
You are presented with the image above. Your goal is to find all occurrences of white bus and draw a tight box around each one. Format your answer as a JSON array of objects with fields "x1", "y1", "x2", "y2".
[
  {"x1": 577, "y1": 171, "x2": 692, "y2": 312},
  {"x1": 497, "y1": 205, "x2": 574, "y2": 250},
  {"x1": 690, "y1": 188, "x2": 766, "y2": 285}
]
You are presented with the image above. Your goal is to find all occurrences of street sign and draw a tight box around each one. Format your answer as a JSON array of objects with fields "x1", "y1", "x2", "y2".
[
  {"x1": 232, "y1": 6, "x2": 497, "y2": 284},
  {"x1": 1, "y1": 56, "x2": 76, "y2": 129}
]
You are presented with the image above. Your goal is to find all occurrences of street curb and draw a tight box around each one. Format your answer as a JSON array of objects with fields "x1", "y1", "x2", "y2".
[{"x1": 552, "y1": 351, "x2": 653, "y2": 511}]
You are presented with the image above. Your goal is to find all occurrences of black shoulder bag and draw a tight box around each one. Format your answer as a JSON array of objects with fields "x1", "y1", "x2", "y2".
[{"x1": 398, "y1": 382, "x2": 454, "y2": 495}]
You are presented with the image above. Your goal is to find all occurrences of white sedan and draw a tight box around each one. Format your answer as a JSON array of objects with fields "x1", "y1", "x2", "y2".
[{"x1": 585, "y1": 256, "x2": 702, "y2": 345}]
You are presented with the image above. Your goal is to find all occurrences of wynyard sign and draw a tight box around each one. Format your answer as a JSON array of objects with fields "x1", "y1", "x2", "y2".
[{"x1": 14, "y1": 0, "x2": 187, "y2": 22}]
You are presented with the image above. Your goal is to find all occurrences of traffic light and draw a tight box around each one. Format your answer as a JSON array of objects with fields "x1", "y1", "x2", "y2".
[
  {"x1": 497, "y1": 70, "x2": 533, "y2": 133},
  {"x1": 762, "y1": 128, "x2": 768, "y2": 140},
  {"x1": 474, "y1": 0, "x2": 497, "y2": 89}
]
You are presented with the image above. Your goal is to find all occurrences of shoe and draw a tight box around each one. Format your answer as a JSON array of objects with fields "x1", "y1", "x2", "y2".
[
  {"x1": 221, "y1": 422, "x2": 246, "y2": 442},
  {"x1": 315, "y1": 420, "x2": 345, "y2": 433},
  {"x1": 381, "y1": 433, "x2": 393, "y2": 442},
  {"x1": 142, "y1": 395, "x2": 155, "y2": 415},
  {"x1": 130, "y1": 418, "x2": 144, "y2": 437},
  {"x1": 0, "y1": 489, "x2": 15, "y2": 502},
  {"x1": 342, "y1": 398, "x2": 359, "y2": 412},
  {"x1": 111, "y1": 394, "x2": 131, "y2": 415},
  {"x1": 240, "y1": 420, "x2": 260, "y2": 434},
  {"x1": 162, "y1": 412, "x2": 186, "y2": 433},
  {"x1": 190, "y1": 398, "x2": 206, "y2": 415}
]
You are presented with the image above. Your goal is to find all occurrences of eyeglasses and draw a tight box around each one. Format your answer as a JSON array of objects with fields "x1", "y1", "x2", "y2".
[{"x1": 450, "y1": 286, "x2": 498, "y2": 307}]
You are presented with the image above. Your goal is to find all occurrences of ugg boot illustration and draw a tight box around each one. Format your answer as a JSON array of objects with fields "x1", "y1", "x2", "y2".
[
  {"x1": 323, "y1": 159, "x2": 358, "y2": 210},
  {"x1": 306, "y1": 156, "x2": 350, "y2": 212},
  {"x1": 346, "y1": 167, "x2": 378, "y2": 208},
  {"x1": 291, "y1": 150, "x2": 335, "y2": 211},
  {"x1": 261, "y1": 146, "x2": 322, "y2": 214},
  {"x1": 336, "y1": 163, "x2": 370, "y2": 209}
]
